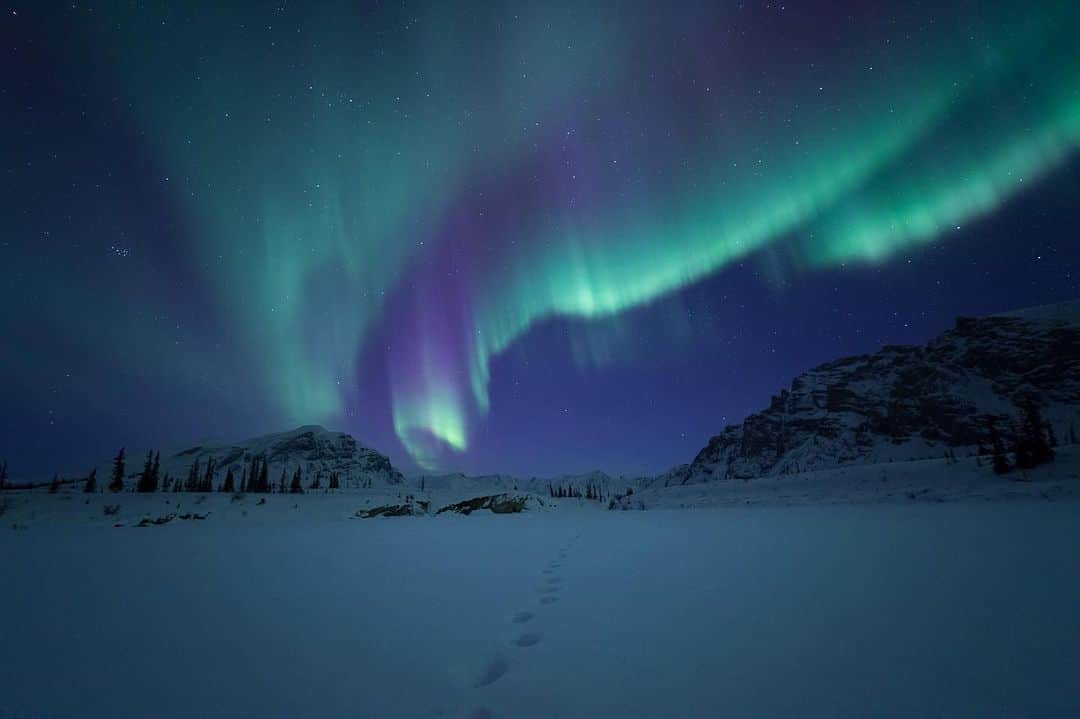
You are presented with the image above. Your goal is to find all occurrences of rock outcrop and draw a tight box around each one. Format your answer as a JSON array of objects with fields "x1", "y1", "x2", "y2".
[{"x1": 664, "y1": 302, "x2": 1080, "y2": 484}]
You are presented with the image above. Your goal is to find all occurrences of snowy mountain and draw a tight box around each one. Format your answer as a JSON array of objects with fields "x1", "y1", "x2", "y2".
[
  {"x1": 661, "y1": 301, "x2": 1080, "y2": 485},
  {"x1": 119, "y1": 425, "x2": 404, "y2": 489}
]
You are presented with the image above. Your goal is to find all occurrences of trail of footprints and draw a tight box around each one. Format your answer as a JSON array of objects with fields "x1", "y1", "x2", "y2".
[{"x1": 468, "y1": 533, "x2": 581, "y2": 717}]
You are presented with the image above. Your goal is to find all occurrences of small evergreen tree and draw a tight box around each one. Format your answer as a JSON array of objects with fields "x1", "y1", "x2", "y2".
[
  {"x1": 240, "y1": 468, "x2": 248, "y2": 493},
  {"x1": 83, "y1": 467, "x2": 98, "y2": 493},
  {"x1": 279, "y1": 467, "x2": 288, "y2": 494},
  {"x1": 290, "y1": 466, "x2": 303, "y2": 494},
  {"x1": 309, "y1": 471, "x2": 321, "y2": 491},
  {"x1": 0, "y1": 459, "x2": 7, "y2": 490},
  {"x1": 259, "y1": 461, "x2": 270, "y2": 493},
  {"x1": 150, "y1": 451, "x2": 161, "y2": 490},
  {"x1": 137, "y1": 449, "x2": 156, "y2": 493},
  {"x1": 109, "y1": 448, "x2": 126, "y2": 492},
  {"x1": 988, "y1": 420, "x2": 1010, "y2": 475},
  {"x1": 1014, "y1": 399, "x2": 1054, "y2": 470},
  {"x1": 185, "y1": 458, "x2": 201, "y2": 492},
  {"x1": 201, "y1": 457, "x2": 216, "y2": 492},
  {"x1": 49, "y1": 474, "x2": 61, "y2": 493},
  {"x1": 221, "y1": 467, "x2": 236, "y2": 493}
]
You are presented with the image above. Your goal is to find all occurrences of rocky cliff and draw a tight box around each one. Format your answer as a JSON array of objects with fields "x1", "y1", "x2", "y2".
[{"x1": 663, "y1": 301, "x2": 1080, "y2": 485}]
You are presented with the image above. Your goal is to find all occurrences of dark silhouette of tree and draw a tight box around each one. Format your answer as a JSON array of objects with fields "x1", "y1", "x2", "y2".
[
  {"x1": 240, "y1": 468, "x2": 248, "y2": 493},
  {"x1": 988, "y1": 419, "x2": 1011, "y2": 475},
  {"x1": 185, "y1": 458, "x2": 201, "y2": 492},
  {"x1": 83, "y1": 468, "x2": 98, "y2": 493},
  {"x1": 309, "y1": 471, "x2": 321, "y2": 490},
  {"x1": 279, "y1": 467, "x2": 288, "y2": 494},
  {"x1": 201, "y1": 457, "x2": 216, "y2": 492},
  {"x1": 151, "y1": 451, "x2": 161, "y2": 490},
  {"x1": 49, "y1": 474, "x2": 60, "y2": 493},
  {"x1": 259, "y1": 461, "x2": 270, "y2": 493},
  {"x1": 137, "y1": 450, "x2": 157, "y2": 493},
  {"x1": 162, "y1": 473, "x2": 171, "y2": 492},
  {"x1": 0, "y1": 459, "x2": 7, "y2": 490},
  {"x1": 290, "y1": 466, "x2": 303, "y2": 494},
  {"x1": 328, "y1": 471, "x2": 341, "y2": 490},
  {"x1": 109, "y1": 448, "x2": 126, "y2": 492},
  {"x1": 1014, "y1": 399, "x2": 1054, "y2": 470},
  {"x1": 221, "y1": 467, "x2": 236, "y2": 493}
]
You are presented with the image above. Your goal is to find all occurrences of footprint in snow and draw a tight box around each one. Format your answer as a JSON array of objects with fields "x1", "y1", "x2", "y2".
[
  {"x1": 546, "y1": 576, "x2": 562, "y2": 585},
  {"x1": 537, "y1": 585, "x2": 560, "y2": 595},
  {"x1": 468, "y1": 708, "x2": 494, "y2": 719},
  {"x1": 513, "y1": 632, "x2": 542, "y2": 648},
  {"x1": 473, "y1": 656, "x2": 508, "y2": 688},
  {"x1": 512, "y1": 611, "x2": 534, "y2": 624},
  {"x1": 539, "y1": 595, "x2": 559, "y2": 605}
]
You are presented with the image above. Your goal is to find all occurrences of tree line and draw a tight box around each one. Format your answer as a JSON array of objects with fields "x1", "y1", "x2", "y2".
[
  {"x1": 987, "y1": 398, "x2": 1060, "y2": 476},
  {"x1": 79, "y1": 448, "x2": 345, "y2": 495},
  {"x1": 548, "y1": 481, "x2": 607, "y2": 501}
]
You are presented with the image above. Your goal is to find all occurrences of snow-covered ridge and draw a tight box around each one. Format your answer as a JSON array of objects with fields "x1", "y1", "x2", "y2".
[
  {"x1": 114, "y1": 424, "x2": 404, "y2": 489},
  {"x1": 661, "y1": 300, "x2": 1080, "y2": 486}
]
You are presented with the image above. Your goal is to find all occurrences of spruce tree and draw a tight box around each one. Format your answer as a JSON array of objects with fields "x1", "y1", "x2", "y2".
[
  {"x1": 290, "y1": 466, "x2": 303, "y2": 494},
  {"x1": 1015, "y1": 399, "x2": 1054, "y2": 469},
  {"x1": 989, "y1": 420, "x2": 1010, "y2": 475},
  {"x1": 150, "y1": 451, "x2": 161, "y2": 490},
  {"x1": 185, "y1": 458, "x2": 201, "y2": 492},
  {"x1": 49, "y1": 474, "x2": 61, "y2": 493},
  {"x1": 83, "y1": 467, "x2": 97, "y2": 493},
  {"x1": 259, "y1": 461, "x2": 270, "y2": 493},
  {"x1": 137, "y1": 450, "x2": 155, "y2": 493},
  {"x1": 222, "y1": 467, "x2": 235, "y2": 493},
  {"x1": 0, "y1": 459, "x2": 7, "y2": 490},
  {"x1": 202, "y1": 457, "x2": 216, "y2": 492},
  {"x1": 279, "y1": 467, "x2": 288, "y2": 493},
  {"x1": 109, "y1": 448, "x2": 126, "y2": 492}
]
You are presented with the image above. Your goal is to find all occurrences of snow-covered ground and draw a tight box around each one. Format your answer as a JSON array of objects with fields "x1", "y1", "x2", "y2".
[{"x1": 2, "y1": 456, "x2": 1079, "y2": 718}]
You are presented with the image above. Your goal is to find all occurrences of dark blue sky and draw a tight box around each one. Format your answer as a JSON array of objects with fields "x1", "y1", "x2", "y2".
[{"x1": 2, "y1": 1, "x2": 1078, "y2": 479}]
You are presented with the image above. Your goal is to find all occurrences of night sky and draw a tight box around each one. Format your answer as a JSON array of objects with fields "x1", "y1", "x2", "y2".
[{"x1": 3, "y1": 1, "x2": 1079, "y2": 478}]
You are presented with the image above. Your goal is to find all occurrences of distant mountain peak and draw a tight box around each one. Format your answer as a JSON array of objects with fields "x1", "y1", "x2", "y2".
[
  {"x1": 664, "y1": 301, "x2": 1080, "y2": 485},
  {"x1": 157, "y1": 425, "x2": 403, "y2": 487}
]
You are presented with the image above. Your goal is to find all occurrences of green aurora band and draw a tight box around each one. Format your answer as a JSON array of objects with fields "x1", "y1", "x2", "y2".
[
  {"x1": 90, "y1": 1, "x2": 1080, "y2": 468},
  {"x1": 393, "y1": 3, "x2": 1080, "y2": 466}
]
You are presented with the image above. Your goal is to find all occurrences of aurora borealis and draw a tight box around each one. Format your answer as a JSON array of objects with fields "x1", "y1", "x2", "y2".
[{"x1": 3, "y1": 1, "x2": 1080, "y2": 475}]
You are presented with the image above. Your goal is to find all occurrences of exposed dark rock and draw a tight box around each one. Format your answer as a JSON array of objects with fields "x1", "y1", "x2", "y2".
[
  {"x1": 136, "y1": 513, "x2": 176, "y2": 527},
  {"x1": 356, "y1": 496, "x2": 429, "y2": 518},
  {"x1": 663, "y1": 303, "x2": 1080, "y2": 484},
  {"x1": 436, "y1": 494, "x2": 530, "y2": 515}
]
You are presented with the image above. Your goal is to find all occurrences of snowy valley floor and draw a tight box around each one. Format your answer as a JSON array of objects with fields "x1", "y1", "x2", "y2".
[{"x1": 2, "y1": 478, "x2": 1080, "y2": 717}]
